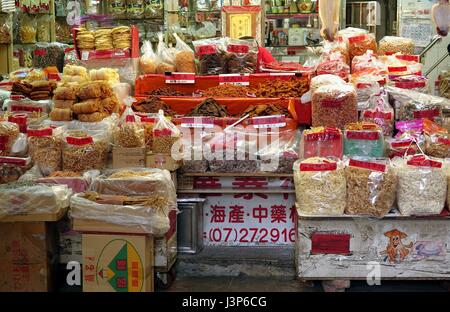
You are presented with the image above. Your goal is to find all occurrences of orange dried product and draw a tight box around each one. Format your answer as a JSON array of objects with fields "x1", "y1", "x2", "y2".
[
  {"x1": 201, "y1": 84, "x2": 253, "y2": 98},
  {"x1": 254, "y1": 78, "x2": 309, "y2": 98}
]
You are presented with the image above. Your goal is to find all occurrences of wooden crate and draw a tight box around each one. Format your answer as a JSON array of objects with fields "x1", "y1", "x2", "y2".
[
  {"x1": 82, "y1": 233, "x2": 154, "y2": 292},
  {"x1": 0, "y1": 222, "x2": 58, "y2": 291},
  {"x1": 296, "y1": 213, "x2": 450, "y2": 280}
]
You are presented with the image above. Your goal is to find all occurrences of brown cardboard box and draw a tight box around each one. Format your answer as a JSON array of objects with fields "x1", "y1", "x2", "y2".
[
  {"x1": 113, "y1": 147, "x2": 146, "y2": 169},
  {"x1": 0, "y1": 222, "x2": 58, "y2": 291},
  {"x1": 82, "y1": 234, "x2": 154, "y2": 292},
  {"x1": 146, "y1": 153, "x2": 181, "y2": 171}
]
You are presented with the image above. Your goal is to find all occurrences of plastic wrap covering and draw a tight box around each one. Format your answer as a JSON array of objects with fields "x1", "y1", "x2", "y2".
[
  {"x1": 37, "y1": 170, "x2": 99, "y2": 193},
  {"x1": 378, "y1": 36, "x2": 415, "y2": 55},
  {"x1": 0, "y1": 121, "x2": 19, "y2": 156},
  {"x1": 4, "y1": 98, "x2": 51, "y2": 114},
  {"x1": 300, "y1": 127, "x2": 343, "y2": 159},
  {"x1": 319, "y1": 0, "x2": 341, "y2": 41},
  {"x1": 361, "y1": 90, "x2": 394, "y2": 136},
  {"x1": 337, "y1": 28, "x2": 377, "y2": 61},
  {"x1": 0, "y1": 156, "x2": 31, "y2": 184},
  {"x1": 345, "y1": 157, "x2": 397, "y2": 218},
  {"x1": 425, "y1": 133, "x2": 450, "y2": 158},
  {"x1": 310, "y1": 74, "x2": 346, "y2": 94},
  {"x1": 193, "y1": 37, "x2": 227, "y2": 76},
  {"x1": 311, "y1": 84, "x2": 358, "y2": 128},
  {"x1": 354, "y1": 79, "x2": 382, "y2": 110},
  {"x1": 323, "y1": 40, "x2": 350, "y2": 65},
  {"x1": 27, "y1": 126, "x2": 64, "y2": 176},
  {"x1": 294, "y1": 157, "x2": 346, "y2": 215},
  {"x1": 380, "y1": 54, "x2": 423, "y2": 77},
  {"x1": 113, "y1": 103, "x2": 145, "y2": 148},
  {"x1": 90, "y1": 168, "x2": 176, "y2": 207},
  {"x1": 386, "y1": 136, "x2": 419, "y2": 159},
  {"x1": 344, "y1": 122, "x2": 384, "y2": 157},
  {"x1": 351, "y1": 50, "x2": 386, "y2": 75},
  {"x1": 62, "y1": 129, "x2": 108, "y2": 172},
  {"x1": 389, "y1": 75, "x2": 429, "y2": 94},
  {"x1": 393, "y1": 155, "x2": 447, "y2": 216},
  {"x1": 316, "y1": 54, "x2": 350, "y2": 80},
  {"x1": 257, "y1": 131, "x2": 299, "y2": 173},
  {"x1": 386, "y1": 86, "x2": 450, "y2": 122},
  {"x1": 70, "y1": 192, "x2": 170, "y2": 235},
  {"x1": 152, "y1": 110, "x2": 181, "y2": 155},
  {"x1": 33, "y1": 42, "x2": 68, "y2": 72},
  {"x1": 139, "y1": 40, "x2": 159, "y2": 74},
  {"x1": 0, "y1": 182, "x2": 71, "y2": 217},
  {"x1": 225, "y1": 38, "x2": 258, "y2": 74},
  {"x1": 431, "y1": 2, "x2": 450, "y2": 37}
]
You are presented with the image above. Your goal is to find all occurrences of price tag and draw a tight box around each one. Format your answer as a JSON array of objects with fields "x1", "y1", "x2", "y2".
[
  {"x1": 349, "y1": 159, "x2": 386, "y2": 172},
  {"x1": 219, "y1": 74, "x2": 250, "y2": 86},
  {"x1": 81, "y1": 51, "x2": 90, "y2": 61},
  {"x1": 165, "y1": 72, "x2": 195, "y2": 84},
  {"x1": 181, "y1": 117, "x2": 214, "y2": 128},
  {"x1": 249, "y1": 115, "x2": 286, "y2": 129}
]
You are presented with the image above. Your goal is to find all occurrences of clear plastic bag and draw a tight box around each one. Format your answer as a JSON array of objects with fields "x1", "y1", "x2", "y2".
[
  {"x1": 316, "y1": 54, "x2": 350, "y2": 80},
  {"x1": 311, "y1": 83, "x2": 358, "y2": 128},
  {"x1": 0, "y1": 156, "x2": 32, "y2": 184},
  {"x1": 425, "y1": 133, "x2": 450, "y2": 159},
  {"x1": 310, "y1": 74, "x2": 346, "y2": 94},
  {"x1": 386, "y1": 86, "x2": 449, "y2": 122},
  {"x1": 337, "y1": 28, "x2": 377, "y2": 61},
  {"x1": 351, "y1": 50, "x2": 386, "y2": 76},
  {"x1": 152, "y1": 110, "x2": 181, "y2": 155},
  {"x1": 27, "y1": 125, "x2": 65, "y2": 176},
  {"x1": 389, "y1": 75, "x2": 429, "y2": 94},
  {"x1": 69, "y1": 192, "x2": 170, "y2": 235},
  {"x1": 36, "y1": 14, "x2": 50, "y2": 42},
  {"x1": 378, "y1": 36, "x2": 415, "y2": 55},
  {"x1": 300, "y1": 127, "x2": 343, "y2": 159},
  {"x1": 257, "y1": 131, "x2": 299, "y2": 173},
  {"x1": 62, "y1": 129, "x2": 108, "y2": 172},
  {"x1": 113, "y1": 100, "x2": 145, "y2": 148},
  {"x1": 0, "y1": 121, "x2": 20, "y2": 156},
  {"x1": 344, "y1": 122, "x2": 384, "y2": 157},
  {"x1": 294, "y1": 157, "x2": 346, "y2": 215},
  {"x1": 139, "y1": 40, "x2": 159, "y2": 74},
  {"x1": 361, "y1": 90, "x2": 394, "y2": 136},
  {"x1": 354, "y1": 79, "x2": 382, "y2": 110},
  {"x1": 393, "y1": 155, "x2": 447, "y2": 216},
  {"x1": 0, "y1": 14, "x2": 12, "y2": 44},
  {"x1": 319, "y1": 0, "x2": 341, "y2": 42},
  {"x1": 225, "y1": 38, "x2": 258, "y2": 74},
  {"x1": 345, "y1": 157, "x2": 397, "y2": 218},
  {"x1": 173, "y1": 33, "x2": 195, "y2": 73},
  {"x1": 432, "y1": 2, "x2": 450, "y2": 37},
  {"x1": 33, "y1": 42, "x2": 68, "y2": 72},
  {"x1": 19, "y1": 13, "x2": 36, "y2": 44},
  {"x1": 0, "y1": 182, "x2": 71, "y2": 217},
  {"x1": 37, "y1": 170, "x2": 99, "y2": 193},
  {"x1": 145, "y1": 0, "x2": 163, "y2": 18},
  {"x1": 193, "y1": 37, "x2": 227, "y2": 75}
]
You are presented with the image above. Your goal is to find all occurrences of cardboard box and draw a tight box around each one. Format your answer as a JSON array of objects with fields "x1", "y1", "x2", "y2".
[
  {"x1": 113, "y1": 147, "x2": 146, "y2": 169},
  {"x1": 146, "y1": 153, "x2": 181, "y2": 171},
  {"x1": 0, "y1": 222, "x2": 58, "y2": 291},
  {"x1": 82, "y1": 234, "x2": 154, "y2": 292},
  {"x1": 154, "y1": 210, "x2": 177, "y2": 271}
]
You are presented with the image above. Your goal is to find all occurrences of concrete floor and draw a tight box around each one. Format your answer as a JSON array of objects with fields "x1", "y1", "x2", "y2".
[{"x1": 162, "y1": 276, "x2": 449, "y2": 292}]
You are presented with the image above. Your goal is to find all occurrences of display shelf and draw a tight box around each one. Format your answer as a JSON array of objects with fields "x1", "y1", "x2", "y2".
[
  {"x1": 178, "y1": 189, "x2": 295, "y2": 194},
  {"x1": 181, "y1": 172, "x2": 293, "y2": 177},
  {"x1": 266, "y1": 13, "x2": 318, "y2": 19}
]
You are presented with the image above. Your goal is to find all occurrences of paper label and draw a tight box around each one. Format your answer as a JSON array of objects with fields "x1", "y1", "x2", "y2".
[
  {"x1": 363, "y1": 110, "x2": 393, "y2": 120},
  {"x1": 27, "y1": 128, "x2": 52, "y2": 137},
  {"x1": 66, "y1": 136, "x2": 93, "y2": 145},
  {"x1": 413, "y1": 109, "x2": 439, "y2": 120},
  {"x1": 219, "y1": 74, "x2": 250, "y2": 86},
  {"x1": 407, "y1": 155, "x2": 442, "y2": 168},
  {"x1": 349, "y1": 158, "x2": 386, "y2": 172},
  {"x1": 196, "y1": 45, "x2": 217, "y2": 55},
  {"x1": 165, "y1": 72, "x2": 195, "y2": 84},
  {"x1": 249, "y1": 115, "x2": 286, "y2": 129},
  {"x1": 181, "y1": 117, "x2": 214, "y2": 129},
  {"x1": 227, "y1": 44, "x2": 249, "y2": 54},
  {"x1": 348, "y1": 35, "x2": 367, "y2": 43},
  {"x1": 299, "y1": 162, "x2": 337, "y2": 171},
  {"x1": 346, "y1": 130, "x2": 380, "y2": 141}
]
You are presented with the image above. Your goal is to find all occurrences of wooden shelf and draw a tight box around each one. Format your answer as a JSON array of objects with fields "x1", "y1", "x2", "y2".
[{"x1": 181, "y1": 172, "x2": 293, "y2": 177}]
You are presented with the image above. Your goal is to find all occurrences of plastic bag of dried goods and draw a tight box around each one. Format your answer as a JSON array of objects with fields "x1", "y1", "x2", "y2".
[
  {"x1": 294, "y1": 157, "x2": 346, "y2": 215},
  {"x1": 139, "y1": 40, "x2": 159, "y2": 74},
  {"x1": 353, "y1": 79, "x2": 382, "y2": 110},
  {"x1": 193, "y1": 37, "x2": 227, "y2": 75},
  {"x1": 378, "y1": 36, "x2": 415, "y2": 55},
  {"x1": 344, "y1": 122, "x2": 384, "y2": 157},
  {"x1": 225, "y1": 38, "x2": 258, "y2": 74},
  {"x1": 319, "y1": 0, "x2": 341, "y2": 42},
  {"x1": 257, "y1": 130, "x2": 300, "y2": 173},
  {"x1": 351, "y1": 50, "x2": 386, "y2": 75},
  {"x1": 310, "y1": 74, "x2": 346, "y2": 94},
  {"x1": 316, "y1": 56, "x2": 350, "y2": 80},
  {"x1": 174, "y1": 33, "x2": 195, "y2": 73},
  {"x1": 113, "y1": 99, "x2": 145, "y2": 148},
  {"x1": 386, "y1": 136, "x2": 419, "y2": 159},
  {"x1": 389, "y1": 75, "x2": 429, "y2": 94},
  {"x1": 361, "y1": 90, "x2": 394, "y2": 136},
  {"x1": 152, "y1": 110, "x2": 182, "y2": 155},
  {"x1": 424, "y1": 133, "x2": 450, "y2": 159},
  {"x1": 323, "y1": 39, "x2": 350, "y2": 65},
  {"x1": 345, "y1": 157, "x2": 397, "y2": 218},
  {"x1": 393, "y1": 155, "x2": 447, "y2": 216},
  {"x1": 311, "y1": 83, "x2": 358, "y2": 128},
  {"x1": 337, "y1": 28, "x2": 377, "y2": 61},
  {"x1": 432, "y1": 1, "x2": 450, "y2": 37},
  {"x1": 300, "y1": 127, "x2": 343, "y2": 159}
]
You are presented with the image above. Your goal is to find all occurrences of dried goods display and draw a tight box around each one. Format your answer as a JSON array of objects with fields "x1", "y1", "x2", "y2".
[
  {"x1": 310, "y1": 74, "x2": 346, "y2": 94},
  {"x1": 108, "y1": 0, "x2": 127, "y2": 18},
  {"x1": 76, "y1": 28, "x2": 95, "y2": 50},
  {"x1": 361, "y1": 91, "x2": 394, "y2": 136},
  {"x1": 254, "y1": 78, "x2": 309, "y2": 98},
  {"x1": 311, "y1": 84, "x2": 358, "y2": 128},
  {"x1": 0, "y1": 157, "x2": 31, "y2": 184},
  {"x1": 316, "y1": 58, "x2": 350, "y2": 80},
  {"x1": 240, "y1": 104, "x2": 291, "y2": 118},
  {"x1": 94, "y1": 28, "x2": 113, "y2": 51},
  {"x1": 186, "y1": 98, "x2": 228, "y2": 117},
  {"x1": 174, "y1": 33, "x2": 196, "y2": 73},
  {"x1": 344, "y1": 122, "x2": 384, "y2": 157},
  {"x1": 127, "y1": 0, "x2": 145, "y2": 19},
  {"x1": 62, "y1": 130, "x2": 108, "y2": 172},
  {"x1": 113, "y1": 108, "x2": 145, "y2": 148},
  {"x1": 36, "y1": 14, "x2": 50, "y2": 42},
  {"x1": 294, "y1": 157, "x2": 346, "y2": 215},
  {"x1": 152, "y1": 111, "x2": 181, "y2": 155},
  {"x1": 345, "y1": 158, "x2": 397, "y2": 218},
  {"x1": 425, "y1": 134, "x2": 450, "y2": 158},
  {"x1": 112, "y1": 26, "x2": 131, "y2": 49},
  {"x1": 193, "y1": 38, "x2": 227, "y2": 75},
  {"x1": 0, "y1": 121, "x2": 19, "y2": 156},
  {"x1": 134, "y1": 97, "x2": 175, "y2": 116},
  {"x1": 147, "y1": 88, "x2": 184, "y2": 97},
  {"x1": 49, "y1": 171, "x2": 81, "y2": 178},
  {"x1": 200, "y1": 84, "x2": 252, "y2": 98},
  {"x1": 55, "y1": 20, "x2": 72, "y2": 43},
  {"x1": 300, "y1": 127, "x2": 343, "y2": 159},
  {"x1": 378, "y1": 36, "x2": 415, "y2": 55},
  {"x1": 144, "y1": 0, "x2": 163, "y2": 18},
  {"x1": 28, "y1": 127, "x2": 64, "y2": 176},
  {"x1": 394, "y1": 155, "x2": 447, "y2": 216},
  {"x1": 0, "y1": 14, "x2": 12, "y2": 44},
  {"x1": 33, "y1": 43, "x2": 68, "y2": 72},
  {"x1": 19, "y1": 14, "x2": 37, "y2": 43},
  {"x1": 258, "y1": 134, "x2": 299, "y2": 173},
  {"x1": 386, "y1": 137, "x2": 419, "y2": 159},
  {"x1": 390, "y1": 75, "x2": 429, "y2": 94},
  {"x1": 338, "y1": 28, "x2": 377, "y2": 61}
]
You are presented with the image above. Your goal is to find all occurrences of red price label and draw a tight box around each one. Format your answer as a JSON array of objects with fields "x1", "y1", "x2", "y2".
[
  {"x1": 394, "y1": 81, "x2": 426, "y2": 89},
  {"x1": 395, "y1": 54, "x2": 420, "y2": 62},
  {"x1": 165, "y1": 72, "x2": 195, "y2": 84},
  {"x1": 363, "y1": 110, "x2": 393, "y2": 120},
  {"x1": 196, "y1": 45, "x2": 217, "y2": 55},
  {"x1": 27, "y1": 128, "x2": 53, "y2": 137},
  {"x1": 300, "y1": 162, "x2": 337, "y2": 171},
  {"x1": 227, "y1": 44, "x2": 249, "y2": 54},
  {"x1": 34, "y1": 49, "x2": 46, "y2": 56},
  {"x1": 0, "y1": 156, "x2": 29, "y2": 166},
  {"x1": 407, "y1": 155, "x2": 442, "y2": 168},
  {"x1": 348, "y1": 35, "x2": 367, "y2": 43},
  {"x1": 346, "y1": 130, "x2": 380, "y2": 141},
  {"x1": 437, "y1": 137, "x2": 450, "y2": 145},
  {"x1": 388, "y1": 66, "x2": 408, "y2": 73},
  {"x1": 153, "y1": 129, "x2": 173, "y2": 137},
  {"x1": 66, "y1": 136, "x2": 93, "y2": 145},
  {"x1": 219, "y1": 74, "x2": 250, "y2": 86},
  {"x1": 10, "y1": 105, "x2": 43, "y2": 113},
  {"x1": 320, "y1": 97, "x2": 347, "y2": 108},
  {"x1": 390, "y1": 140, "x2": 413, "y2": 148},
  {"x1": 349, "y1": 158, "x2": 386, "y2": 172},
  {"x1": 413, "y1": 108, "x2": 439, "y2": 120}
]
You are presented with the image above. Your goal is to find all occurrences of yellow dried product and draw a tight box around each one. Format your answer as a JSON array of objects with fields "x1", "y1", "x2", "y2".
[
  {"x1": 89, "y1": 68, "x2": 120, "y2": 85},
  {"x1": 63, "y1": 131, "x2": 108, "y2": 172},
  {"x1": 100, "y1": 96, "x2": 120, "y2": 114},
  {"x1": 76, "y1": 29, "x2": 95, "y2": 50},
  {"x1": 63, "y1": 65, "x2": 88, "y2": 77},
  {"x1": 27, "y1": 127, "x2": 63, "y2": 175},
  {"x1": 175, "y1": 51, "x2": 196, "y2": 73},
  {"x1": 54, "y1": 100, "x2": 76, "y2": 109},
  {"x1": 53, "y1": 86, "x2": 78, "y2": 100},
  {"x1": 94, "y1": 28, "x2": 113, "y2": 51},
  {"x1": 0, "y1": 122, "x2": 19, "y2": 156},
  {"x1": 20, "y1": 25, "x2": 36, "y2": 43},
  {"x1": 156, "y1": 62, "x2": 176, "y2": 74},
  {"x1": 114, "y1": 123, "x2": 145, "y2": 148},
  {"x1": 50, "y1": 108, "x2": 72, "y2": 121},
  {"x1": 378, "y1": 36, "x2": 415, "y2": 55},
  {"x1": 293, "y1": 157, "x2": 346, "y2": 215},
  {"x1": 72, "y1": 99, "x2": 101, "y2": 114},
  {"x1": 111, "y1": 26, "x2": 131, "y2": 49},
  {"x1": 77, "y1": 112, "x2": 110, "y2": 122},
  {"x1": 143, "y1": 122, "x2": 154, "y2": 148},
  {"x1": 345, "y1": 159, "x2": 397, "y2": 218}
]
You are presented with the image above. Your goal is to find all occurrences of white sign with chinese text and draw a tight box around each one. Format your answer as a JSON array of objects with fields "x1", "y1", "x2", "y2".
[{"x1": 203, "y1": 193, "x2": 296, "y2": 247}]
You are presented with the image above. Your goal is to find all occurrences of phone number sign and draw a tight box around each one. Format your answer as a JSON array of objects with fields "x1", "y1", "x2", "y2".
[{"x1": 203, "y1": 193, "x2": 297, "y2": 246}]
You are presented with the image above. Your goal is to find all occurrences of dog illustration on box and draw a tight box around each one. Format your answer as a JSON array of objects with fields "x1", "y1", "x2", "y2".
[{"x1": 381, "y1": 229, "x2": 413, "y2": 263}]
